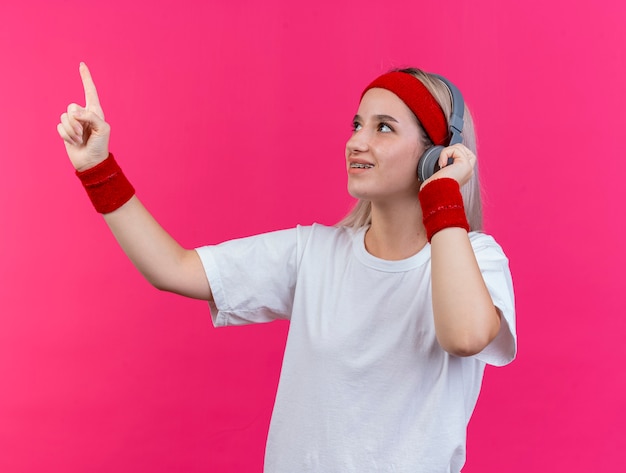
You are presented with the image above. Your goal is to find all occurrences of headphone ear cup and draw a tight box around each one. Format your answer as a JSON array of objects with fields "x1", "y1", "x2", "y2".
[{"x1": 417, "y1": 145, "x2": 444, "y2": 183}]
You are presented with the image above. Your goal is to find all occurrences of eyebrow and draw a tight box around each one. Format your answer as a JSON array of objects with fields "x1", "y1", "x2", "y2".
[{"x1": 353, "y1": 114, "x2": 399, "y2": 123}]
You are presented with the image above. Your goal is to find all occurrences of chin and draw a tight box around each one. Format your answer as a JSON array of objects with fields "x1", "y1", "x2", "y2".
[{"x1": 347, "y1": 184, "x2": 369, "y2": 200}]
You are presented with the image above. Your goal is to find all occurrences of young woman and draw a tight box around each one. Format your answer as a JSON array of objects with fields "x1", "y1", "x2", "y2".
[{"x1": 58, "y1": 63, "x2": 516, "y2": 472}]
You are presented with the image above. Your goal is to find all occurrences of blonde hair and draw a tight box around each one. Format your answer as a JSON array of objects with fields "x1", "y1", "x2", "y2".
[{"x1": 337, "y1": 68, "x2": 483, "y2": 232}]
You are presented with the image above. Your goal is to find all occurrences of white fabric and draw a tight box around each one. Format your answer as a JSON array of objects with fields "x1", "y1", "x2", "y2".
[{"x1": 195, "y1": 224, "x2": 516, "y2": 473}]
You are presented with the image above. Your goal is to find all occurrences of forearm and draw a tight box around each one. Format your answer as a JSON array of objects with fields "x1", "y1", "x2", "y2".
[
  {"x1": 430, "y1": 227, "x2": 500, "y2": 357},
  {"x1": 103, "y1": 195, "x2": 212, "y2": 300}
]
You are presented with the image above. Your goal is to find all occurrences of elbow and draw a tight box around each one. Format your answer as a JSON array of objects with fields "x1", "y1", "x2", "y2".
[
  {"x1": 437, "y1": 316, "x2": 501, "y2": 358},
  {"x1": 142, "y1": 272, "x2": 173, "y2": 293},
  {"x1": 441, "y1": 340, "x2": 488, "y2": 358},
  {"x1": 439, "y1": 336, "x2": 490, "y2": 358},
  {"x1": 151, "y1": 280, "x2": 171, "y2": 293}
]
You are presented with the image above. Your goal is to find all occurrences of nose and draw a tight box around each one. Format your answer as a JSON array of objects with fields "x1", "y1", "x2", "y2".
[{"x1": 345, "y1": 129, "x2": 369, "y2": 156}]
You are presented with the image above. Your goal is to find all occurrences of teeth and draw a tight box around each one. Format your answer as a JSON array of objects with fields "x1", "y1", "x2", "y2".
[{"x1": 351, "y1": 163, "x2": 374, "y2": 169}]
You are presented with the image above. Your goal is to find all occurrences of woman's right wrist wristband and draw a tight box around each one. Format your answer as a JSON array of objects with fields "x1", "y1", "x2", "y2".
[{"x1": 76, "y1": 153, "x2": 135, "y2": 214}]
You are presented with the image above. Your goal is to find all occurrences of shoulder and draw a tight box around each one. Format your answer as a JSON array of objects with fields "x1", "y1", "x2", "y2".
[{"x1": 468, "y1": 232, "x2": 508, "y2": 259}]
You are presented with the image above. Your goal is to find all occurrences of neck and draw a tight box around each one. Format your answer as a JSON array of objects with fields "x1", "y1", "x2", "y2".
[{"x1": 365, "y1": 199, "x2": 428, "y2": 260}]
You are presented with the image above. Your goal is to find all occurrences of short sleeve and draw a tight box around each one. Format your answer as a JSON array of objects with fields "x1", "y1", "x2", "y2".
[
  {"x1": 195, "y1": 227, "x2": 308, "y2": 327},
  {"x1": 469, "y1": 233, "x2": 517, "y2": 366}
]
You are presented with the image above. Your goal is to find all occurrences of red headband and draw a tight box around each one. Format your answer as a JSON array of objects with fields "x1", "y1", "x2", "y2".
[{"x1": 361, "y1": 71, "x2": 448, "y2": 146}]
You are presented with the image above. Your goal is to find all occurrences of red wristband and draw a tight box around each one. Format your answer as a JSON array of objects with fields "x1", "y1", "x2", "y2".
[
  {"x1": 76, "y1": 154, "x2": 135, "y2": 214},
  {"x1": 419, "y1": 178, "x2": 469, "y2": 242}
]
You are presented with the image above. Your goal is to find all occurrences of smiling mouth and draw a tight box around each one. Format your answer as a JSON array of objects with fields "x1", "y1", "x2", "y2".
[{"x1": 350, "y1": 163, "x2": 374, "y2": 169}]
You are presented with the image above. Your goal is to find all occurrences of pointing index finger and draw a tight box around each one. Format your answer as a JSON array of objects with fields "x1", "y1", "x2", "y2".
[{"x1": 79, "y1": 62, "x2": 102, "y2": 112}]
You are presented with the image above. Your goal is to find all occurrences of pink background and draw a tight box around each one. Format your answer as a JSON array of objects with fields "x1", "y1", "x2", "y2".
[{"x1": 1, "y1": 0, "x2": 624, "y2": 471}]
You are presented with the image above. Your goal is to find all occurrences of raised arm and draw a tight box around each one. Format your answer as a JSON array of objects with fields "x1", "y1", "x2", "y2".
[
  {"x1": 420, "y1": 144, "x2": 501, "y2": 357},
  {"x1": 57, "y1": 63, "x2": 212, "y2": 301}
]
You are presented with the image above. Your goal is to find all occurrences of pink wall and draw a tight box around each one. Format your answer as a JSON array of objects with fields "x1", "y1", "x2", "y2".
[{"x1": 1, "y1": 0, "x2": 624, "y2": 471}]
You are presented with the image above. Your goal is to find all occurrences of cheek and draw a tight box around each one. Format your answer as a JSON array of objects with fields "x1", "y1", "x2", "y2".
[
  {"x1": 389, "y1": 144, "x2": 422, "y2": 186},
  {"x1": 392, "y1": 143, "x2": 422, "y2": 173}
]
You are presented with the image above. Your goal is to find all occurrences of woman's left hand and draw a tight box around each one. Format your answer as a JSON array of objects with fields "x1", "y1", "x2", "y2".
[{"x1": 420, "y1": 143, "x2": 476, "y2": 190}]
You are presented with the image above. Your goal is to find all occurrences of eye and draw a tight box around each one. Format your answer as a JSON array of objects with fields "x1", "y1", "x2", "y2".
[
  {"x1": 378, "y1": 122, "x2": 393, "y2": 133},
  {"x1": 352, "y1": 121, "x2": 362, "y2": 132}
]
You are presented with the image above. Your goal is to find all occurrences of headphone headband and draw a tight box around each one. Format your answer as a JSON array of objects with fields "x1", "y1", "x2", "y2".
[{"x1": 431, "y1": 74, "x2": 464, "y2": 146}]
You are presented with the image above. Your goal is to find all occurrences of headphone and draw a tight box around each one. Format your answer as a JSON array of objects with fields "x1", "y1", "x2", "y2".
[{"x1": 416, "y1": 75, "x2": 465, "y2": 183}]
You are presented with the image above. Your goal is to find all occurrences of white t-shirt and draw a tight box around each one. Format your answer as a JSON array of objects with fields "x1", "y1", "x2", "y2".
[{"x1": 196, "y1": 224, "x2": 516, "y2": 473}]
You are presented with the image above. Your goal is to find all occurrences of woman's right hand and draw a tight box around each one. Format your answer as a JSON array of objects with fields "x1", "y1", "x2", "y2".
[{"x1": 57, "y1": 63, "x2": 110, "y2": 172}]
